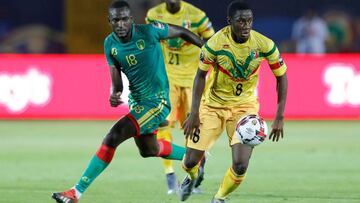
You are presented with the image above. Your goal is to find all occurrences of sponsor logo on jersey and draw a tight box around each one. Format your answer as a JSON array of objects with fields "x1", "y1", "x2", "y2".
[
  {"x1": 136, "y1": 39, "x2": 145, "y2": 50},
  {"x1": 182, "y1": 20, "x2": 191, "y2": 29},
  {"x1": 111, "y1": 48, "x2": 118, "y2": 56},
  {"x1": 223, "y1": 44, "x2": 230, "y2": 49}
]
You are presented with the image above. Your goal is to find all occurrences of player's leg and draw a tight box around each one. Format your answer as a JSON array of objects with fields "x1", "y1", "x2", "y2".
[
  {"x1": 212, "y1": 103, "x2": 259, "y2": 201},
  {"x1": 157, "y1": 84, "x2": 179, "y2": 193},
  {"x1": 52, "y1": 115, "x2": 138, "y2": 203},
  {"x1": 213, "y1": 143, "x2": 253, "y2": 201},
  {"x1": 157, "y1": 120, "x2": 178, "y2": 194},
  {"x1": 134, "y1": 132, "x2": 185, "y2": 160},
  {"x1": 179, "y1": 105, "x2": 225, "y2": 201},
  {"x1": 133, "y1": 98, "x2": 186, "y2": 161}
]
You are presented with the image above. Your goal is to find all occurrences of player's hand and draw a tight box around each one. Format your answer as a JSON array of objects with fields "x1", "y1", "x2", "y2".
[
  {"x1": 269, "y1": 117, "x2": 284, "y2": 142},
  {"x1": 183, "y1": 112, "x2": 200, "y2": 140},
  {"x1": 109, "y1": 92, "x2": 123, "y2": 107}
]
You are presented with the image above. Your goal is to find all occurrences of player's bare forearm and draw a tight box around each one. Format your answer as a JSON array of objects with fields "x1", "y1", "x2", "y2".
[
  {"x1": 275, "y1": 73, "x2": 288, "y2": 120},
  {"x1": 269, "y1": 73, "x2": 288, "y2": 141},
  {"x1": 190, "y1": 69, "x2": 207, "y2": 115},
  {"x1": 109, "y1": 65, "x2": 124, "y2": 107},
  {"x1": 110, "y1": 65, "x2": 123, "y2": 94},
  {"x1": 167, "y1": 24, "x2": 204, "y2": 48},
  {"x1": 183, "y1": 69, "x2": 207, "y2": 137}
]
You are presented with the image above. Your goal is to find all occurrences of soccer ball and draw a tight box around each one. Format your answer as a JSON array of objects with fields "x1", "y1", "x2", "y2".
[{"x1": 235, "y1": 114, "x2": 268, "y2": 146}]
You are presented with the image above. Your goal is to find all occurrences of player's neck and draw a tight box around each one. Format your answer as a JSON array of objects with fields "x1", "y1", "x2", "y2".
[
  {"x1": 231, "y1": 32, "x2": 248, "y2": 44},
  {"x1": 118, "y1": 25, "x2": 133, "y2": 43}
]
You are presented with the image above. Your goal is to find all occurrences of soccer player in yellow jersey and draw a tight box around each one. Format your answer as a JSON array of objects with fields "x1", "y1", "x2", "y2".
[
  {"x1": 146, "y1": 0, "x2": 215, "y2": 194},
  {"x1": 179, "y1": 1, "x2": 288, "y2": 203}
]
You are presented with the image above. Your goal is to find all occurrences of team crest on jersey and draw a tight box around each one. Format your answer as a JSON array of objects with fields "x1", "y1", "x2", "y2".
[
  {"x1": 111, "y1": 48, "x2": 118, "y2": 56},
  {"x1": 136, "y1": 39, "x2": 145, "y2": 50},
  {"x1": 133, "y1": 105, "x2": 145, "y2": 113},
  {"x1": 152, "y1": 22, "x2": 165, "y2": 30},
  {"x1": 250, "y1": 49, "x2": 259, "y2": 59}
]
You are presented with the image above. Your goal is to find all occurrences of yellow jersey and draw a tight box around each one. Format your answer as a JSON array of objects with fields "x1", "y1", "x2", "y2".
[
  {"x1": 199, "y1": 26, "x2": 287, "y2": 107},
  {"x1": 146, "y1": 1, "x2": 215, "y2": 87}
]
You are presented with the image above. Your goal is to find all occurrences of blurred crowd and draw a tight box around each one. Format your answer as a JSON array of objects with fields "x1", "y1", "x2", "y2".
[
  {"x1": 290, "y1": 8, "x2": 360, "y2": 53},
  {"x1": 0, "y1": 1, "x2": 359, "y2": 54}
]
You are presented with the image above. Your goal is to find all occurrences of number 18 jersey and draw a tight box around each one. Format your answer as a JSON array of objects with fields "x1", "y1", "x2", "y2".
[{"x1": 104, "y1": 23, "x2": 169, "y2": 101}]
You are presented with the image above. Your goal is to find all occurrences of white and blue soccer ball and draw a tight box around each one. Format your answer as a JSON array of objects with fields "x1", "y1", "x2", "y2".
[{"x1": 235, "y1": 114, "x2": 268, "y2": 146}]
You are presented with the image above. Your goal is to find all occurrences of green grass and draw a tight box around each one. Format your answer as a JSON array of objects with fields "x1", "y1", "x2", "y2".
[{"x1": 1, "y1": 120, "x2": 360, "y2": 203}]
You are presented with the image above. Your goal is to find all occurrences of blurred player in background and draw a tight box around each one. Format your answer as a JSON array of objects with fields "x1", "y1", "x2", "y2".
[
  {"x1": 146, "y1": 0, "x2": 214, "y2": 194},
  {"x1": 52, "y1": 1, "x2": 204, "y2": 202},
  {"x1": 178, "y1": 1, "x2": 288, "y2": 202}
]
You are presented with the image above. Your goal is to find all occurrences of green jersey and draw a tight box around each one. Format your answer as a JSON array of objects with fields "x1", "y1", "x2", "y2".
[{"x1": 104, "y1": 22, "x2": 169, "y2": 101}]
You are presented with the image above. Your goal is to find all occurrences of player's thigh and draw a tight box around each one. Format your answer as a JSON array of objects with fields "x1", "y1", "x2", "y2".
[
  {"x1": 186, "y1": 105, "x2": 225, "y2": 151},
  {"x1": 226, "y1": 102, "x2": 260, "y2": 146},
  {"x1": 167, "y1": 83, "x2": 180, "y2": 127},
  {"x1": 178, "y1": 87, "x2": 192, "y2": 126},
  {"x1": 129, "y1": 98, "x2": 170, "y2": 136},
  {"x1": 134, "y1": 133, "x2": 158, "y2": 154}
]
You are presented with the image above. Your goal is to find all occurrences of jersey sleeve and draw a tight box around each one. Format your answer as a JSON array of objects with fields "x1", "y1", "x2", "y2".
[
  {"x1": 199, "y1": 40, "x2": 217, "y2": 71},
  {"x1": 195, "y1": 12, "x2": 215, "y2": 39},
  {"x1": 145, "y1": 9, "x2": 156, "y2": 24},
  {"x1": 260, "y1": 37, "x2": 287, "y2": 77},
  {"x1": 149, "y1": 22, "x2": 169, "y2": 40},
  {"x1": 104, "y1": 37, "x2": 116, "y2": 67}
]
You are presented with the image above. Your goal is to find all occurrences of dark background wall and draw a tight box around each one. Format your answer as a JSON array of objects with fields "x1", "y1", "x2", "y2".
[{"x1": 0, "y1": 0, "x2": 359, "y2": 53}]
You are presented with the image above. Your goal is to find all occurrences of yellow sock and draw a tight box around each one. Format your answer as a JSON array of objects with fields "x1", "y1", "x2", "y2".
[
  {"x1": 182, "y1": 162, "x2": 200, "y2": 180},
  {"x1": 157, "y1": 126, "x2": 174, "y2": 174},
  {"x1": 214, "y1": 167, "x2": 246, "y2": 200}
]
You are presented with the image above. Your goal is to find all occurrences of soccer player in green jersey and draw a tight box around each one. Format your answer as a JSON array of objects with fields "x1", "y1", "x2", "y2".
[{"x1": 52, "y1": 1, "x2": 204, "y2": 202}]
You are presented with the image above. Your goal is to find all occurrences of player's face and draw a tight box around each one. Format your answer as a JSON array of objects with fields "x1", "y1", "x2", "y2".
[
  {"x1": 165, "y1": 0, "x2": 181, "y2": 13},
  {"x1": 108, "y1": 7, "x2": 133, "y2": 39},
  {"x1": 228, "y1": 9, "x2": 253, "y2": 43}
]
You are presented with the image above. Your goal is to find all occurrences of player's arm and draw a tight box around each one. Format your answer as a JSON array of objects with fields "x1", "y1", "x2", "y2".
[
  {"x1": 109, "y1": 64, "x2": 124, "y2": 107},
  {"x1": 183, "y1": 69, "x2": 207, "y2": 138},
  {"x1": 167, "y1": 24, "x2": 204, "y2": 48},
  {"x1": 269, "y1": 73, "x2": 288, "y2": 141}
]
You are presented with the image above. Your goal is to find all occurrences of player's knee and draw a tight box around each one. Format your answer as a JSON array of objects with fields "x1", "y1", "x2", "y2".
[
  {"x1": 139, "y1": 149, "x2": 158, "y2": 158},
  {"x1": 158, "y1": 120, "x2": 169, "y2": 127},
  {"x1": 232, "y1": 163, "x2": 248, "y2": 175},
  {"x1": 183, "y1": 158, "x2": 199, "y2": 169}
]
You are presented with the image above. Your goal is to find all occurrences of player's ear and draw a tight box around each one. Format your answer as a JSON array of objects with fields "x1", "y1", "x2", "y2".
[{"x1": 227, "y1": 16, "x2": 231, "y2": 25}]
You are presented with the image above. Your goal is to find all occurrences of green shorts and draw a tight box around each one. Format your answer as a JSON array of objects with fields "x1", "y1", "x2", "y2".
[{"x1": 128, "y1": 98, "x2": 170, "y2": 135}]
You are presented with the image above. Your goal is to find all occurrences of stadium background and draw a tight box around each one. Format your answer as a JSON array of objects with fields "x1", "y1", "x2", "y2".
[{"x1": 0, "y1": 0, "x2": 359, "y2": 202}]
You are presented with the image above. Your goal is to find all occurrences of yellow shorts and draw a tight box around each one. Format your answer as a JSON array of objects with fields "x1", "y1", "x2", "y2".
[
  {"x1": 167, "y1": 83, "x2": 192, "y2": 128},
  {"x1": 186, "y1": 101, "x2": 259, "y2": 151}
]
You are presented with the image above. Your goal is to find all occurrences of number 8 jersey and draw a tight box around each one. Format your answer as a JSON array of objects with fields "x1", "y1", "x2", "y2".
[{"x1": 199, "y1": 26, "x2": 287, "y2": 107}]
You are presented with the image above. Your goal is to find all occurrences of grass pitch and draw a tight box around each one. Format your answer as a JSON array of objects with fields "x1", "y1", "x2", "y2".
[{"x1": 0, "y1": 120, "x2": 359, "y2": 203}]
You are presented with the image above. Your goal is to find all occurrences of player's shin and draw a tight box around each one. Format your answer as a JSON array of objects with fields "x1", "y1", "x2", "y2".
[
  {"x1": 157, "y1": 126, "x2": 175, "y2": 173},
  {"x1": 157, "y1": 139, "x2": 185, "y2": 160},
  {"x1": 74, "y1": 143, "x2": 116, "y2": 196},
  {"x1": 214, "y1": 167, "x2": 246, "y2": 200},
  {"x1": 182, "y1": 162, "x2": 200, "y2": 180}
]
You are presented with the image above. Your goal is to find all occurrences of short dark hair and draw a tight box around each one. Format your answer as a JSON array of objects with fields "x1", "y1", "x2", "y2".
[
  {"x1": 227, "y1": 1, "x2": 251, "y2": 18},
  {"x1": 109, "y1": 0, "x2": 130, "y2": 10}
]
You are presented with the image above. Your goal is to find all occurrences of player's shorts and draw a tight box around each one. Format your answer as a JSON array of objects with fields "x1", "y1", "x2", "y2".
[
  {"x1": 167, "y1": 83, "x2": 192, "y2": 128},
  {"x1": 127, "y1": 98, "x2": 171, "y2": 136},
  {"x1": 186, "y1": 101, "x2": 259, "y2": 151}
]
